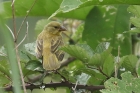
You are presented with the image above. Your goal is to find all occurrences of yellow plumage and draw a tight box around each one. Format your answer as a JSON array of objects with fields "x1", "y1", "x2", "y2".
[{"x1": 35, "y1": 21, "x2": 66, "y2": 70}]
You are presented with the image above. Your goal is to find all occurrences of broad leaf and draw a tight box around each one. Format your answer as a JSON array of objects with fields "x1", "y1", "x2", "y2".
[
  {"x1": 61, "y1": 44, "x2": 94, "y2": 63},
  {"x1": 130, "y1": 17, "x2": 140, "y2": 28},
  {"x1": 95, "y1": 42, "x2": 110, "y2": 53},
  {"x1": 87, "y1": 73, "x2": 106, "y2": 85},
  {"x1": 101, "y1": 72, "x2": 140, "y2": 93},
  {"x1": 128, "y1": 5, "x2": 140, "y2": 35},
  {"x1": 0, "y1": 60, "x2": 10, "y2": 81},
  {"x1": 1, "y1": 0, "x2": 139, "y2": 19},
  {"x1": 121, "y1": 55, "x2": 138, "y2": 74},
  {"x1": 79, "y1": 68, "x2": 106, "y2": 85},
  {"x1": 0, "y1": 73, "x2": 10, "y2": 86},
  {"x1": 82, "y1": 5, "x2": 131, "y2": 56},
  {"x1": 19, "y1": 50, "x2": 31, "y2": 62},
  {"x1": 66, "y1": 60, "x2": 85, "y2": 73},
  {"x1": 128, "y1": 5, "x2": 140, "y2": 18},
  {"x1": 88, "y1": 47, "x2": 112, "y2": 66},
  {"x1": 126, "y1": 28, "x2": 140, "y2": 33},
  {"x1": 89, "y1": 53, "x2": 102, "y2": 66},
  {"x1": 25, "y1": 60, "x2": 44, "y2": 72},
  {"x1": 1, "y1": 0, "x2": 93, "y2": 20},
  {"x1": 102, "y1": 54, "x2": 114, "y2": 77}
]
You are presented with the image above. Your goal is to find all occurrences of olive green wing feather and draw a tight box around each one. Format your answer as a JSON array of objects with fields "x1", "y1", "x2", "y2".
[
  {"x1": 51, "y1": 37, "x2": 64, "y2": 61},
  {"x1": 35, "y1": 39, "x2": 43, "y2": 59}
]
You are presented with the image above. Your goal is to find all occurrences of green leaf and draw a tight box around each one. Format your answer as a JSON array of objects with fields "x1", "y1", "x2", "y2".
[
  {"x1": 87, "y1": 73, "x2": 106, "y2": 85},
  {"x1": 101, "y1": 72, "x2": 140, "y2": 93},
  {"x1": 82, "y1": 5, "x2": 131, "y2": 56},
  {"x1": 65, "y1": 60, "x2": 87, "y2": 83},
  {"x1": 51, "y1": 73, "x2": 62, "y2": 81},
  {"x1": 102, "y1": 54, "x2": 114, "y2": 77},
  {"x1": 1, "y1": 0, "x2": 93, "y2": 20},
  {"x1": 130, "y1": 17, "x2": 140, "y2": 28},
  {"x1": 25, "y1": 60, "x2": 44, "y2": 72},
  {"x1": 79, "y1": 68, "x2": 106, "y2": 85},
  {"x1": 125, "y1": 28, "x2": 140, "y2": 33},
  {"x1": 66, "y1": 60, "x2": 85, "y2": 72},
  {"x1": 19, "y1": 50, "x2": 31, "y2": 62},
  {"x1": 0, "y1": 60, "x2": 10, "y2": 81},
  {"x1": 61, "y1": 44, "x2": 94, "y2": 63},
  {"x1": 48, "y1": 0, "x2": 86, "y2": 19},
  {"x1": 128, "y1": 5, "x2": 140, "y2": 35},
  {"x1": 1, "y1": 0, "x2": 139, "y2": 20},
  {"x1": 0, "y1": 73, "x2": 10, "y2": 86},
  {"x1": 89, "y1": 53, "x2": 102, "y2": 66},
  {"x1": 121, "y1": 55, "x2": 138, "y2": 74},
  {"x1": 95, "y1": 42, "x2": 110, "y2": 53},
  {"x1": 60, "y1": 0, "x2": 83, "y2": 12},
  {"x1": 128, "y1": 5, "x2": 140, "y2": 18},
  {"x1": 88, "y1": 47, "x2": 112, "y2": 66}
]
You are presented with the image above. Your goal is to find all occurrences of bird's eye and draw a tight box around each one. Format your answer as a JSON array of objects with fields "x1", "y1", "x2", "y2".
[{"x1": 54, "y1": 26, "x2": 59, "y2": 29}]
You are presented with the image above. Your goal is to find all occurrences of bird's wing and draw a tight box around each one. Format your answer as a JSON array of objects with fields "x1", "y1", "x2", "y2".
[
  {"x1": 35, "y1": 35, "x2": 43, "y2": 59},
  {"x1": 51, "y1": 36, "x2": 64, "y2": 61}
]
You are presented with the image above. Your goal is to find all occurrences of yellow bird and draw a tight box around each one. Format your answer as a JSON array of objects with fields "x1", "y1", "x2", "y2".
[{"x1": 35, "y1": 21, "x2": 66, "y2": 70}]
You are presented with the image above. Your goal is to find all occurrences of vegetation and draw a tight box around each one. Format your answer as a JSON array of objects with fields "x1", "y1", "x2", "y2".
[{"x1": 0, "y1": 0, "x2": 140, "y2": 93}]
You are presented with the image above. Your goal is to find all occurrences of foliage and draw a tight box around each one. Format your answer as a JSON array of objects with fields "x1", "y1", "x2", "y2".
[
  {"x1": 101, "y1": 72, "x2": 140, "y2": 93},
  {"x1": 83, "y1": 5, "x2": 131, "y2": 56},
  {"x1": 0, "y1": 0, "x2": 140, "y2": 93}
]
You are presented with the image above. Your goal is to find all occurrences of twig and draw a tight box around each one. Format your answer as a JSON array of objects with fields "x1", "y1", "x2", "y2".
[
  {"x1": 27, "y1": 57, "x2": 76, "y2": 83},
  {"x1": 55, "y1": 71, "x2": 67, "y2": 81},
  {"x1": 62, "y1": 32, "x2": 75, "y2": 44},
  {"x1": 16, "y1": 0, "x2": 38, "y2": 39},
  {"x1": 5, "y1": 25, "x2": 15, "y2": 40},
  {"x1": 11, "y1": 0, "x2": 27, "y2": 93},
  {"x1": 15, "y1": 44, "x2": 27, "y2": 93},
  {"x1": 3, "y1": 81, "x2": 105, "y2": 91},
  {"x1": 136, "y1": 59, "x2": 140, "y2": 77},
  {"x1": 72, "y1": 81, "x2": 78, "y2": 93},
  {"x1": 98, "y1": 67, "x2": 109, "y2": 78},
  {"x1": 11, "y1": 0, "x2": 16, "y2": 41},
  {"x1": 11, "y1": 0, "x2": 15, "y2": 6},
  {"x1": 16, "y1": 22, "x2": 29, "y2": 48},
  {"x1": 115, "y1": 46, "x2": 120, "y2": 78}
]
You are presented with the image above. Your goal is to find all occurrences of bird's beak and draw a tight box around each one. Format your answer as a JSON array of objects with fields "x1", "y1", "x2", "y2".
[{"x1": 59, "y1": 26, "x2": 67, "y2": 31}]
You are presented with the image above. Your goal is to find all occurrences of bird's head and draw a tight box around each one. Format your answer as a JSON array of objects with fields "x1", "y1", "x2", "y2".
[{"x1": 44, "y1": 21, "x2": 66, "y2": 35}]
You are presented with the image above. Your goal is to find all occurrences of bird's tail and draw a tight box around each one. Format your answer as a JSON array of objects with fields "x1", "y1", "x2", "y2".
[{"x1": 43, "y1": 53, "x2": 60, "y2": 70}]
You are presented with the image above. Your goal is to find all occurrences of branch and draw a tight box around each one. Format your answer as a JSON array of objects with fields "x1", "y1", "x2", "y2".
[
  {"x1": 11, "y1": 0, "x2": 16, "y2": 41},
  {"x1": 115, "y1": 46, "x2": 120, "y2": 78},
  {"x1": 16, "y1": 0, "x2": 38, "y2": 39},
  {"x1": 98, "y1": 67, "x2": 109, "y2": 79},
  {"x1": 16, "y1": 22, "x2": 29, "y2": 48},
  {"x1": 5, "y1": 24, "x2": 15, "y2": 40},
  {"x1": 11, "y1": 0, "x2": 27, "y2": 92},
  {"x1": 3, "y1": 81, "x2": 105, "y2": 92},
  {"x1": 27, "y1": 57, "x2": 76, "y2": 83},
  {"x1": 62, "y1": 32, "x2": 75, "y2": 44}
]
